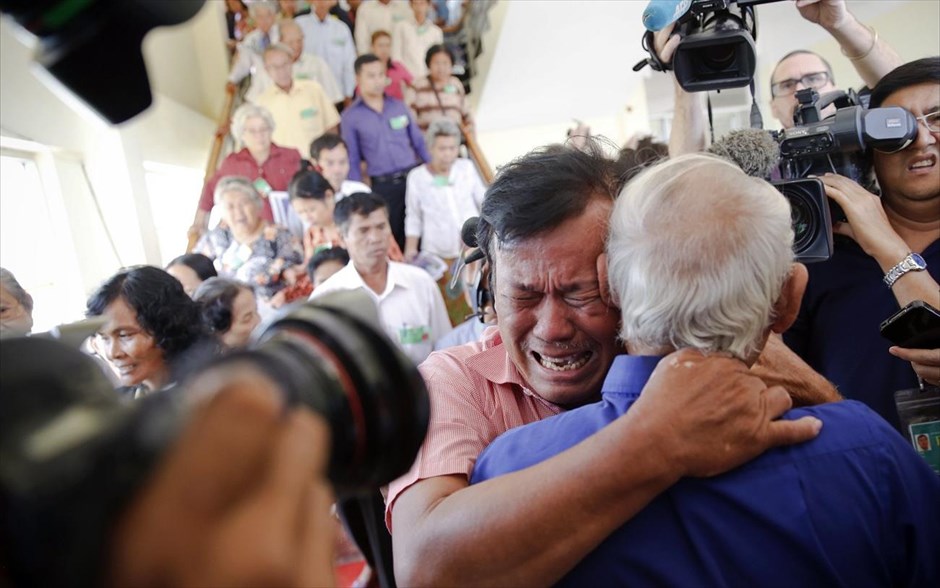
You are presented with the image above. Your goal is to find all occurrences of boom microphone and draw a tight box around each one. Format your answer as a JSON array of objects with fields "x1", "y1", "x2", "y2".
[
  {"x1": 707, "y1": 128, "x2": 781, "y2": 179},
  {"x1": 642, "y1": 0, "x2": 693, "y2": 32}
]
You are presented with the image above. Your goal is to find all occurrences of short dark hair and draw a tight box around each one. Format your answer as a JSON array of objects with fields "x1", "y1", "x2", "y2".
[
  {"x1": 425, "y1": 43, "x2": 455, "y2": 69},
  {"x1": 86, "y1": 266, "x2": 204, "y2": 362},
  {"x1": 771, "y1": 50, "x2": 835, "y2": 89},
  {"x1": 307, "y1": 247, "x2": 350, "y2": 283},
  {"x1": 613, "y1": 137, "x2": 669, "y2": 191},
  {"x1": 193, "y1": 277, "x2": 253, "y2": 336},
  {"x1": 166, "y1": 253, "x2": 217, "y2": 281},
  {"x1": 310, "y1": 133, "x2": 347, "y2": 161},
  {"x1": 333, "y1": 192, "x2": 387, "y2": 234},
  {"x1": 477, "y1": 140, "x2": 617, "y2": 286},
  {"x1": 869, "y1": 56, "x2": 940, "y2": 108},
  {"x1": 354, "y1": 53, "x2": 382, "y2": 75},
  {"x1": 289, "y1": 169, "x2": 334, "y2": 201},
  {"x1": 371, "y1": 29, "x2": 391, "y2": 44}
]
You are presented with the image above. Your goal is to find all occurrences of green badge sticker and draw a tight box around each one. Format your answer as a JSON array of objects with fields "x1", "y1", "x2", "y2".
[
  {"x1": 332, "y1": 36, "x2": 346, "y2": 46},
  {"x1": 253, "y1": 177, "x2": 273, "y2": 196},
  {"x1": 433, "y1": 175, "x2": 450, "y2": 187},
  {"x1": 398, "y1": 324, "x2": 429, "y2": 345},
  {"x1": 389, "y1": 114, "x2": 409, "y2": 130},
  {"x1": 295, "y1": 72, "x2": 310, "y2": 80},
  {"x1": 443, "y1": 84, "x2": 457, "y2": 94},
  {"x1": 300, "y1": 107, "x2": 318, "y2": 119},
  {"x1": 910, "y1": 419, "x2": 940, "y2": 474}
]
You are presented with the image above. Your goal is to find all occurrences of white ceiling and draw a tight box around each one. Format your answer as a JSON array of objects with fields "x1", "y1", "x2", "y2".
[{"x1": 475, "y1": 0, "x2": 919, "y2": 133}]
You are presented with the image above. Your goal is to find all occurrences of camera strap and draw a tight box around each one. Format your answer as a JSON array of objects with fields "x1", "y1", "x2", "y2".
[{"x1": 748, "y1": 79, "x2": 763, "y2": 130}]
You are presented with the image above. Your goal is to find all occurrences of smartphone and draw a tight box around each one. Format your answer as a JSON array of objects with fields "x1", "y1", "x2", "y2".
[{"x1": 880, "y1": 300, "x2": 940, "y2": 349}]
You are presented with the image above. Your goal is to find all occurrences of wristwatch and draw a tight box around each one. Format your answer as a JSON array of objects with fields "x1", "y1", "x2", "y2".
[{"x1": 883, "y1": 253, "x2": 927, "y2": 288}]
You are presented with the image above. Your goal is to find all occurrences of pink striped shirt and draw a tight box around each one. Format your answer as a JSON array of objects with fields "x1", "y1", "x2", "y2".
[{"x1": 385, "y1": 327, "x2": 563, "y2": 529}]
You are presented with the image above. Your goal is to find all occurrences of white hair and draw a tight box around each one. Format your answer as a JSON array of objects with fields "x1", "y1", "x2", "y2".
[
  {"x1": 425, "y1": 118, "x2": 461, "y2": 147},
  {"x1": 248, "y1": 1, "x2": 278, "y2": 18},
  {"x1": 230, "y1": 103, "x2": 276, "y2": 145},
  {"x1": 213, "y1": 176, "x2": 265, "y2": 209},
  {"x1": 606, "y1": 153, "x2": 794, "y2": 360},
  {"x1": 0, "y1": 267, "x2": 32, "y2": 312}
]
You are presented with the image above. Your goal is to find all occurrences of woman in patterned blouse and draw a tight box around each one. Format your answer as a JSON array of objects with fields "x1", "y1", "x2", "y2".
[{"x1": 195, "y1": 176, "x2": 302, "y2": 301}]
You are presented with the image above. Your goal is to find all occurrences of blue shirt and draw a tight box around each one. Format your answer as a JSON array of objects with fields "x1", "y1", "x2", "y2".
[
  {"x1": 472, "y1": 355, "x2": 940, "y2": 588},
  {"x1": 295, "y1": 13, "x2": 356, "y2": 97},
  {"x1": 341, "y1": 96, "x2": 430, "y2": 180},
  {"x1": 784, "y1": 236, "x2": 940, "y2": 431}
]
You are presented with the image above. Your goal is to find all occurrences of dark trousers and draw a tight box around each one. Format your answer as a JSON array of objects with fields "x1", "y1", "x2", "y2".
[{"x1": 370, "y1": 174, "x2": 408, "y2": 251}]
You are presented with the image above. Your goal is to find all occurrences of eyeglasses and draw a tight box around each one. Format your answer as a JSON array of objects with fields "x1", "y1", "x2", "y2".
[
  {"x1": 771, "y1": 71, "x2": 831, "y2": 98},
  {"x1": 914, "y1": 110, "x2": 940, "y2": 133}
]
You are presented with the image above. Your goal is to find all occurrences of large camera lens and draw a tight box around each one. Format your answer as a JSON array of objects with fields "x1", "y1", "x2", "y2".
[
  {"x1": 774, "y1": 178, "x2": 834, "y2": 263},
  {"x1": 0, "y1": 292, "x2": 429, "y2": 586},
  {"x1": 244, "y1": 293, "x2": 430, "y2": 493},
  {"x1": 788, "y1": 190, "x2": 819, "y2": 253}
]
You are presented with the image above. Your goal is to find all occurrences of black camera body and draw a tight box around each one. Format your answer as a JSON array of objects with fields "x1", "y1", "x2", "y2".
[
  {"x1": 671, "y1": 0, "x2": 765, "y2": 92},
  {"x1": 773, "y1": 88, "x2": 917, "y2": 262},
  {"x1": 0, "y1": 292, "x2": 430, "y2": 587}
]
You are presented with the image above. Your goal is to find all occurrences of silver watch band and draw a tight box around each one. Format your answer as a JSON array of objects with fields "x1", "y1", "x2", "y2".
[{"x1": 883, "y1": 253, "x2": 926, "y2": 288}]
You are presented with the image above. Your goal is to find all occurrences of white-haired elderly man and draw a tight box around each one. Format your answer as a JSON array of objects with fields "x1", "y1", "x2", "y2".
[
  {"x1": 471, "y1": 154, "x2": 940, "y2": 587},
  {"x1": 227, "y1": 1, "x2": 280, "y2": 96}
]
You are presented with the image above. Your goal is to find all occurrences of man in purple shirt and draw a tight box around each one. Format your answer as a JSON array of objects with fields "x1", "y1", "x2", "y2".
[{"x1": 341, "y1": 54, "x2": 430, "y2": 249}]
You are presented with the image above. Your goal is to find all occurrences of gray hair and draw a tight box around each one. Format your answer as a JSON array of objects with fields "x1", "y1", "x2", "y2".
[
  {"x1": 231, "y1": 103, "x2": 276, "y2": 144},
  {"x1": 248, "y1": 1, "x2": 278, "y2": 18},
  {"x1": 263, "y1": 43, "x2": 294, "y2": 63},
  {"x1": 606, "y1": 153, "x2": 794, "y2": 360},
  {"x1": 0, "y1": 267, "x2": 33, "y2": 312},
  {"x1": 213, "y1": 176, "x2": 265, "y2": 209},
  {"x1": 425, "y1": 118, "x2": 461, "y2": 147}
]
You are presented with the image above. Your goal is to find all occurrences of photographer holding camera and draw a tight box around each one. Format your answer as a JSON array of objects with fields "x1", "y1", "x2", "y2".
[
  {"x1": 784, "y1": 57, "x2": 940, "y2": 427},
  {"x1": 661, "y1": 0, "x2": 903, "y2": 155}
]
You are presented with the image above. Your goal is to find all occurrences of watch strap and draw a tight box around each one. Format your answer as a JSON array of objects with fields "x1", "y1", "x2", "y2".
[{"x1": 884, "y1": 253, "x2": 927, "y2": 288}]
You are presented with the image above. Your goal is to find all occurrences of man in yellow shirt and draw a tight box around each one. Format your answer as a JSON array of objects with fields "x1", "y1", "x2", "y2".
[{"x1": 258, "y1": 44, "x2": 340, "y2": 156}]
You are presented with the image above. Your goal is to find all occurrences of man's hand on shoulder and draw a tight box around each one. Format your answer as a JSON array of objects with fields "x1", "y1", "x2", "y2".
[{"x1": 628, "y1": 348, "x2": 823, "y2": 478}]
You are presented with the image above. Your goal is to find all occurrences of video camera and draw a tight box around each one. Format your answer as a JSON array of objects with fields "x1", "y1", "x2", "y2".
[
  {"x1": 0, "y1": 292, "x2": 430, "y2": 587},
  {"x1": 637, "y1": 0, "x2": 783, "y2": 92},
  {"x1": 773, "y1": 88, "x2": 917, "y2": 262}
]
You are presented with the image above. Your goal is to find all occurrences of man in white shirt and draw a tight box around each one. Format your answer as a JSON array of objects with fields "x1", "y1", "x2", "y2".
[
  {"x1": 296, "y1": 0, "x2": 358, "y2": 105},
  {"x1": 311, "y1": 192, "x2": 451, "y2": 364},
  {"x1": 354, "y1": 0, "x2": 412, "y2": 55},
  {"x1": 392, "y1": 0, "x2": 443, "y2": 79},
  {"x1": 404, "y1": 118, "x2": 484, "y2": 262},
  {"x1": 227, "y1": 1, "x2": 280, "y2": 99}
]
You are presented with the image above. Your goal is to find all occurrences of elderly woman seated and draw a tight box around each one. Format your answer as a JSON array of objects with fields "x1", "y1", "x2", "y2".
[
  {"x1": 194, "y1": 176, "x2": 303, "y2": 302},
  {"x1": 86, "y1": 266, "x2": 207, "y2": 398},
  {"x1": 193, "y1": 277, "x2": 261, "y2": 350}
]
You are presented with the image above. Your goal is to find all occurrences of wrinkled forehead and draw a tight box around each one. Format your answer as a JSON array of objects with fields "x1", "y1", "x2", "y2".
[{"x1": 772, "y1": 52, "x2": 829, "y2": 82}]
